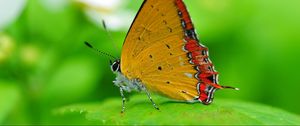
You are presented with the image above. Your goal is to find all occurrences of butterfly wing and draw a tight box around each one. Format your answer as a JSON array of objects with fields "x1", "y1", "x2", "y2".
[
  {"x1": 121, "y1": 0, "x2": 184, "y2": 77},
  {"x1": 121, "y1": 0, "x2": 225, "y2": 103}
]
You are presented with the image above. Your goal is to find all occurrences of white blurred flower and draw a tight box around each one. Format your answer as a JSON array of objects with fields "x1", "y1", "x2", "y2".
[
  {"x1": 0, "y1": 0, "x2": 26, "y2": 30},
  {"x1": 40, "y1": 0, "x2": 69, "y2": 12},
  {"x1": 79, "y1": 0, "x2": 123, "y2": 10},
  {"x1": 76, "y1": 0, "x2": 134, "y2": 31}
]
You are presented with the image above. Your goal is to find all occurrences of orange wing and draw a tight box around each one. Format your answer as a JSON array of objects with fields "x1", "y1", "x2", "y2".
[
  {"x1": 121, "y1": 0, "x2": 184, "y2": 77},
  {"x1": 121, "y1": 0, "x2": 232, "y2": 103},
  {"x1": 121, "y1": 0, "x2": 198, "y2": 101}
]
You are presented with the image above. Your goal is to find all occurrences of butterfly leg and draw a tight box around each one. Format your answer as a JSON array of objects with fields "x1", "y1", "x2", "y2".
[
  {"x1": 144, "y1": 88, "x2": 160, "y2": 110},
  {"x1": 119, "y1": 87, "x2": 126, "y2": 113}
]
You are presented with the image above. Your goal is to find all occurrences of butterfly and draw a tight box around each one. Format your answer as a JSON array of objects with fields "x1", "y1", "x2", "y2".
[{"x1": 86, "y1": 0, "x2": 238, "y2": 113}]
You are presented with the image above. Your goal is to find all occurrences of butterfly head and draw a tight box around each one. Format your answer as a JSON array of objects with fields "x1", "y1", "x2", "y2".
[{"x1": 110, "y1": 59, "x2": 121, "y2": 73}]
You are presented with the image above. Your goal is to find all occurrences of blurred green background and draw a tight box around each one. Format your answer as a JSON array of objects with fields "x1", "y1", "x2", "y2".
[{"x1": 0, "y1": 0, "x2": 300, "y2": 124}]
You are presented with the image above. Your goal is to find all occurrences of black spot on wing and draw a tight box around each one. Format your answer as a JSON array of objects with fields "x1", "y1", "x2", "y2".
[
  {"x1": 166, "y1": 44, "x2": 171, "y2": 49},
  {"x1": 207, "y1": 75, "x2": 214, "y2": 83},
  {"x1": 168, "y1": 27, "x2": 173, "y2": 33},
  {"x1": 185, "y1": 29, "x2": 197, "y2": 40},
  {"x1": 163, "y1": 20, "x2": 167, "y2": 25},
  {"x1": 158, "y1": 66, "x2": 162, "y2": 71}
]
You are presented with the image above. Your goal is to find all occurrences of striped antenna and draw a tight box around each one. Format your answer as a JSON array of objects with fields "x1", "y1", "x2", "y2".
[
  {"x1": 102, "y1": 20, "x2": 120, "y2": 52},
  {"x1": 84, "y1": 41, "x2": 117, "y2": 60}
]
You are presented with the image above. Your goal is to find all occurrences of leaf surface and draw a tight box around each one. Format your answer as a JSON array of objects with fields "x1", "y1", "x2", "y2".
[{"x1": 55, "y1": 95, "x2": 300, "y2": 125}]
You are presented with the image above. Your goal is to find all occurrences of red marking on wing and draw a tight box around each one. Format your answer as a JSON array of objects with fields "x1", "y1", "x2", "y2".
[
  {"x1": 199, "y1": 84, "x2": 207, "y2": 102},
  {"x1": 185, "y1": 38, "x2": 205, "y2": 51},
  {"x1": 175, "y1": 0, "x2": 221, "y2": 104},
  {"x1": 175, "y1": 0, "x2": 193, "y2": 30}
]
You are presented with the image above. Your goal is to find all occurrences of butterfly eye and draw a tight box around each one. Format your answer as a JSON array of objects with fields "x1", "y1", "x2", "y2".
[{"x1": 111, "y1": 60, "x2": 120, "y2": 72}]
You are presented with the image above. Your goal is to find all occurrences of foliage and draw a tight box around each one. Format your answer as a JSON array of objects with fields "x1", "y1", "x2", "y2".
[
  {"x1": 0, "y1": 83, "x2": 20, "y2": 123},
  {"x1": 55, "y1": 95, "x2": 300, "y2": 125}
]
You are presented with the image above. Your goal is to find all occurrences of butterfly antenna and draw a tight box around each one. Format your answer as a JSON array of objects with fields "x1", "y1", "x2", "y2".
[
  {"x1": 84, "y1": 41, "x2": 117, "y2": 60},
  {"x1": 102, "y1": 20, "x2": 120, "y2": 52}
]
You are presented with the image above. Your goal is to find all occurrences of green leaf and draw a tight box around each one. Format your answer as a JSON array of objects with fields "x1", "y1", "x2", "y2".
[
  {"x1": 54, "y1": 95, "x2": 300, "y2": 125},
  {"x1": 0, "y1": 81, "x2": 20, "y2": 124},
  {"x1": 42, "y1": 57, "x2": 101, "y2": 105}
]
